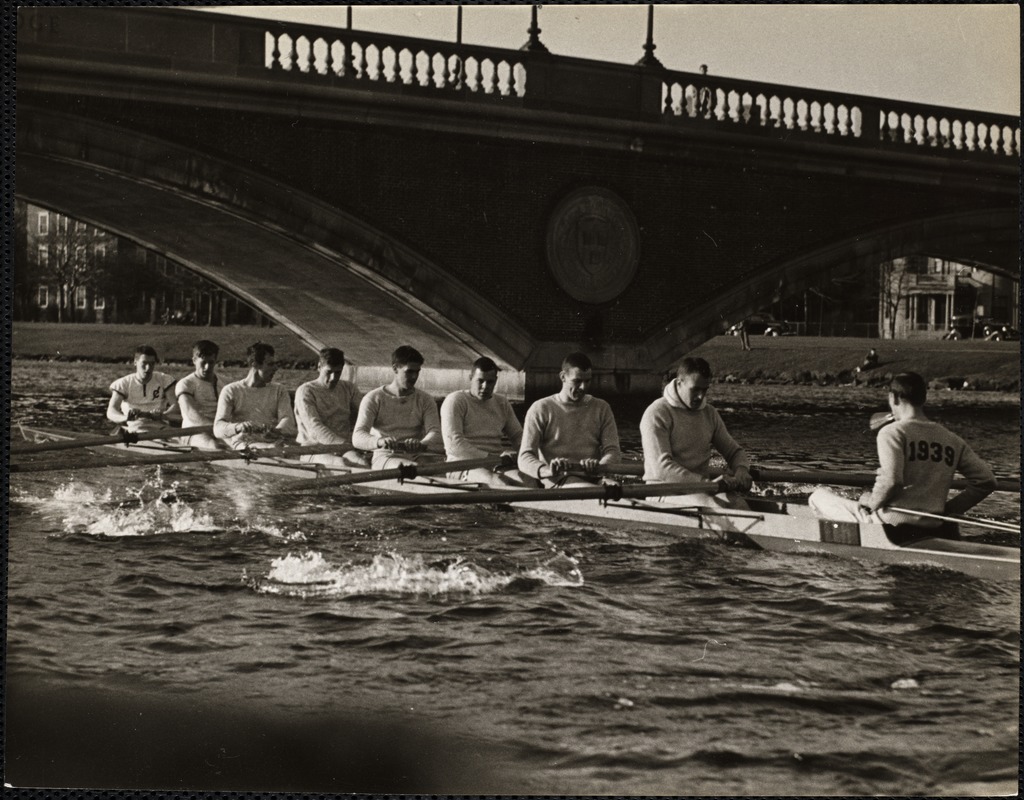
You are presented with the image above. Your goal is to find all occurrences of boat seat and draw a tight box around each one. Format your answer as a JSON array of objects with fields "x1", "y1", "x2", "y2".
[{"x1": 884, "y1": 520, "x2": 960, "y2": 546}]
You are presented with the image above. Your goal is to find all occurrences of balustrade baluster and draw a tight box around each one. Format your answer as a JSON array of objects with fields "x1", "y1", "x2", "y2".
[
  {"x1": 408, "y1": 49, "x2": 419, "y2": 86},
  {"x1": 392, "y1": 48, "x2": 402, "y2": 83},
  {"x1": 488, "y1": 61, "x2": 499, "y2": 95},
  {"x1": 358, "y1": 43, "x2": 368, "y2": 80},
  {"x1": 270, "y1": 31, "x2": 282, "y2": 70},
  {"x1": 969, "y1": 121, "x2": 979, "y2": 152},
  {"x1": 306, "y1": 38, "x2": 316, "y2": 74},
  {"x1": 458, "y1": 54, "x2": 468, "y2": 90},
  {"x1": 441, "y1": 53, "x2": 451, "y2": 88},
  {"x1": 288, "y1": 36, "x2": 298, "y2": 73},
  {"x1": 426, "y1": 53, "x2": 436, "y2": 88},
  {"x1": 325, "y1": 39, "x2": 335, "y2": 76},
  {"x1": 472, "y1": 58, "x2": 482, "y2": 92},
  {"x1": 990, "y1": 122, "x2": 1003, "y2": 155},
  {"x1": 508, "y1": 62, "x2": 517, "y2": 96}
]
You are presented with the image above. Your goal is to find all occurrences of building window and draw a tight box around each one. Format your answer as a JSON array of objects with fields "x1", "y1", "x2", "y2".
[
  {"x1": 94, "y1": 296, "x2": 106, "y2": 310},
  {"x1": 75, "y1": 246, "x2": 86, "y2": 265},
  {"x1": 37, "y1": 244, "x2": 48, "y2": 268},
  {"x1": 56, "y1": 215, "x2": 67, "y2": 233},
  {"x1": 76, "y1": 287, "x2": 88, "y2": 309},
  {"x1": 37, "y1": 212, "x2": 48, "y2": 234},
  {"x1": 75, "y1": 220, "x2": 86, "y2": 232},
  {"x1": 96, "y1": 243, "x2": 107, "y2": 260},
  {"x1": 37, "y1": 285, "x2": 48, "y2": 306}
]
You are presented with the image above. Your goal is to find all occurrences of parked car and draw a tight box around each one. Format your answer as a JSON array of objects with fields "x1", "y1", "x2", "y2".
[
  {"x1": 726, "y1": 313, "x2": 793, "y2": 337},
  {"x1": 944, "y1": 315, "x2": 1020, "y2": 341}
]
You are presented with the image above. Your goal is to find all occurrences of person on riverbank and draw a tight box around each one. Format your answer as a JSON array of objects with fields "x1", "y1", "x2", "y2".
[
  {"x1": 294, "y1": 347, "x2": 368, "y2": 467},
  {"x1": 441, "y1": 356, "x2": 524, "y2": 487},
  {"x1": 809, "y1": 372, "x2": 996, "y2": 532},
  {"x1": 213, "y1": 342, "x2": 297, "y2": 450},
  {"x1": 518, "y1": 351, "x2": 620, "y2": 487},
  {"x1": 175, "y1": 339, "x2": 224, "y2": 450},
  {"x1": 640, "y1": 356, "x2": 753, "y2": 509},
  {"x1": 736, "y1": 318, "x2": 752, "y2": 351},
  {"x1": 106, "y1": 345, "x2": 178, "y2": 433},
  {"x1": 352, "y1": 345, "x2": 444, "y2": 470}
]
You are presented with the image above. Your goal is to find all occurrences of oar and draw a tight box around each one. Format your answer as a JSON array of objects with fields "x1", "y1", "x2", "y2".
[
  {"x1": 11, "y1": 426, "x2": 215, "y2": 455},
  {"x1": 750, "y1": 467, "x2": 1020, "y2": 494},
  {"x1": 9, "y1": 443, "x2": 357, "y2": 474},
  {"x1": 887, "y1": 507, "x2": 1020, "y2": 534},
  {"x1": 279, "y1": 455, "x2": 508, "y2": 493},
  {"x1": 346, "y1": 480, "x2": 722, "y2": 507}
]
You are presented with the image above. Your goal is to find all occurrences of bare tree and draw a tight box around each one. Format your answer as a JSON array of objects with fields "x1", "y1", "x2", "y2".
[
  {"x1": 878, "y1": 258, "x2": 910, "y2": 339},
  {"x1": 40, "y1": 215, "x2": 115, "y2": 322}
]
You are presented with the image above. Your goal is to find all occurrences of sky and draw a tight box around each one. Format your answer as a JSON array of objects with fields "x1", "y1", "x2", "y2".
[{"x1": 195, "y1": 3, "x2": 1020, "y2": 116}]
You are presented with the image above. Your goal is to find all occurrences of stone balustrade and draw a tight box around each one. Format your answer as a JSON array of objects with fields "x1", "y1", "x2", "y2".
[
  {"x1": 259, "y1": 23, "x2": 527, "y2": 98},
  {"x1": 19, "y1": 6, "x2": 1020, "y2": 159},
  {"x1": 662, "y1": 70, "x2": 1019, "y2": 158}
]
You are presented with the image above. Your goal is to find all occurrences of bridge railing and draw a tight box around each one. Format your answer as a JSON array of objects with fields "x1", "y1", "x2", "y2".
[
  {"x1": 18, "y1": 7, "x2": 1020, "y2": 159},
  {"x1": 661, "y1": 70, "x2": 1020, "y2": 158},
  {"x1": 255, "y1": 20, "x2": 528, "y2": 99}
]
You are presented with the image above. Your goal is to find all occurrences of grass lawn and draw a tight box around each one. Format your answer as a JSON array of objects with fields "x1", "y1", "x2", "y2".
[
  {"x1": 12, "y1": 322, "x2": 317, "y2": 366},
  {"x1": 692, "y1": 334, "x2": 1020, "y2": 390}
]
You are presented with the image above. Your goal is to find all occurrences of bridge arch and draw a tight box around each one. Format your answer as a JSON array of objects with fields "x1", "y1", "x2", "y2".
[
  {"x1": 647, "y1": 207, "x2": 1020, "y2": 369},
  {"x1": 16, "y1": 106, "x2": 535, "y2": 373}
]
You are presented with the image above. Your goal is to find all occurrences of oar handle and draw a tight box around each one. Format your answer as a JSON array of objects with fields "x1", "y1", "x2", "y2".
[
  {"x1": 281, "y1": 455, "x2": 507, "y2": 492},
  {"x1": 11, "y1": 425, "x2": 215, "y2": 454}
]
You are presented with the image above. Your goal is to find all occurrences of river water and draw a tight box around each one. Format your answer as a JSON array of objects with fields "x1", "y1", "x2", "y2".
[{"x1": 6, "y1": 361, "x2": 1020, "y2": 794}]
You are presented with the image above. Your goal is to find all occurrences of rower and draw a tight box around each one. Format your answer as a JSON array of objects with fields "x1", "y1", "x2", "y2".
[
  {"x1": 107, "y1": 345, "x2": 179, "y2": 433},
  {"x1": 213, "y1": 342, "x2": 297, "y2": 450},
  {"x1": 175, "y1": 339, "x2": 225, "y2": 450},
  {"x1": 440, "y1": 356, "x2": 524, "y2": 487},
  {"x1": 641, "y1": 357, "x2": 753, "y2": 509},
  {"x1": 518, "y1": 351, "x2": 620, "y2": 487},
  {"x1": 294, "y1": 347, "x2": 369, "y2": 468},
  {"x1": 351, "y1": 345, "x2": 444, "y2": 470},
  {"x1": 809, "y1": 372, "x2": 997, "y2": 537}
]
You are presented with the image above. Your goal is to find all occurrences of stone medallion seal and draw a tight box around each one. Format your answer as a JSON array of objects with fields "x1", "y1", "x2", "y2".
[{"x1": 545, "y1": 187, "x2": 640, "y2": 304}]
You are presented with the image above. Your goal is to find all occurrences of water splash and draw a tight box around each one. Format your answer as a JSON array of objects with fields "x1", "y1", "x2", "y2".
[
  {"x1": 254, "y1": 550, "x2": 584, "y2": 598},
  {"x1": 24, "y1": 471, "x2": 220, "y2": 537}
]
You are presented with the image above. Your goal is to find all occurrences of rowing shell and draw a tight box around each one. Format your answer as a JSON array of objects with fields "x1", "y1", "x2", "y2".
[{"x1": 13, "y1": 426, "x2": 1020, "y2": 582}]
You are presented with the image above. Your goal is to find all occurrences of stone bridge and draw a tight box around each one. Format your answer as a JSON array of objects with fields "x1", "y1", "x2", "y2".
[{"x1": 17, "y1": 7, "x2": 1020, "y2": 395}]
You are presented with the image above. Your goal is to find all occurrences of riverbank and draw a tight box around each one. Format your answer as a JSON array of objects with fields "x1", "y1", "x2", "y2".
[{"x1": 10, "y1": 322, "x2": 1021, "y2": 392}]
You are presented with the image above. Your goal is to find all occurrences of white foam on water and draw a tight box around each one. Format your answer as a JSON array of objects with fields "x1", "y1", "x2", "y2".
[
  {"x1": 80, "y1": 498, "x2": 219, "y2": 537},
  {"x1": 255, "y1": 549, "x2": 584, "y2": 598},
  {"x1": 28, "y1": 473, "x2": 221, "y2": 537}
]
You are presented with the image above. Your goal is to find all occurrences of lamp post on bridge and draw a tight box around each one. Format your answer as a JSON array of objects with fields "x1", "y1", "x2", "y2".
[
  {"x1": 456, "y1": 4, "x2": 463, "y2": 45},
  {"x1": 521, "y1": 4, "x2": 549, "y2": 52},
  {"x1": 636, "y1": 4, "x2": 663, "y2": 68}
]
